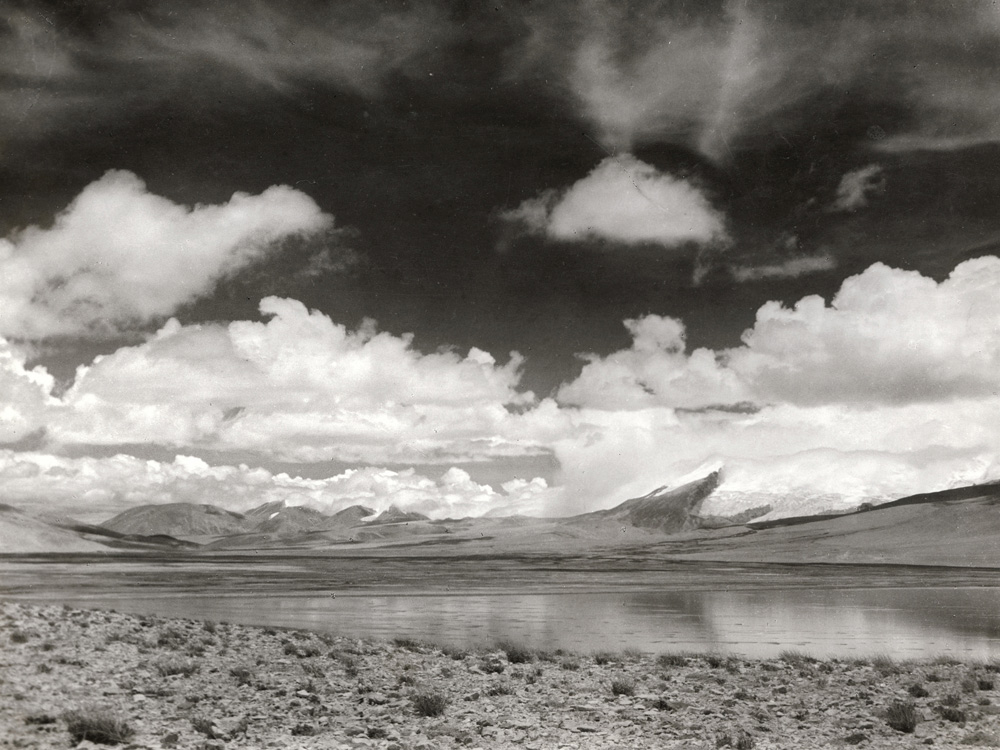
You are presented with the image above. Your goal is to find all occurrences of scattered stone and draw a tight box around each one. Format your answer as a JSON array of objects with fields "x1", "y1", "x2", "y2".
[{"x1": 2, "y1": 601, "x2": 1000, "y2": 749}]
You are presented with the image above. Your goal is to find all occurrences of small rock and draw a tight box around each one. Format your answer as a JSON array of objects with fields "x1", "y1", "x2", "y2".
[{"x1": 160, "y1": 732, "x2": 180, "y2": 747}]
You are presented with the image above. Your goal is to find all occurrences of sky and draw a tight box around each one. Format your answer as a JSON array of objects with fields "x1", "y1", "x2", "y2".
[{"x1": 2, "y1": 0, "x2": 1000, "y2": 522}]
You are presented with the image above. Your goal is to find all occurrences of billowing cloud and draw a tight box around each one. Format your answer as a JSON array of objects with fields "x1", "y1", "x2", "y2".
[
  {"x1": 563, "y1": 256, "x2": 1000, "y2": 410},
  {"x1": 0, "y1": 338, "x2": 55, "y2": 444},
  {"x1": 731, "y1": 258, "x2": 1000, "y2": 406},
  {"x1": 49, "y1": 296, "x2": 546, "y2": 464},
  {"x1": 548, "y1": 399, "x2": 1000, "y2": 518},
  {"x1": 548, "y1": 255, "x2": 1000, "y2": 514},
  {"x1": 0, "y1": 452, "x2": 554, "y2": 522},
  {"x1": 502, "y1": 155, "x2": 726, "y2": 248},
  {"x1": 557, "y1": 315, "x2": 745, "y2": 410},
  {"x1": 6, "y1": 255, "x2": 1000, "y2": 521},
  {"x1": 830, "y1": 165, "x2": 885, "y2": 212},
  {"x1": 0, "y1": 171, "x2": 332, "y2": 340}
]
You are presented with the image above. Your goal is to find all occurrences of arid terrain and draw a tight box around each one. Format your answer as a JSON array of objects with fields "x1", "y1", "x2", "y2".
[
  {"x1": 4, "y1": 478, "x2": 1000, "y2": 569},
  {"x1": 4, "y1": 600, "x2": 1000, "y2": 750}
]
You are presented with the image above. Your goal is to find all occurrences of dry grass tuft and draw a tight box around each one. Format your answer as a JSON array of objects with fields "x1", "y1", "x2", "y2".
[
  {"x1": 885, "y1": 701, "x2": 919, "y2": 733},
  {"x1": 63, "y1": 707, "x2": 135, "y2": 745},
  {"x1": 411, "y1": 690, "x2": 448, "y2": 717}
]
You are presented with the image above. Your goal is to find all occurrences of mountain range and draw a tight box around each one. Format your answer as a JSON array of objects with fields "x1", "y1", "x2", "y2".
[{"x1": 2, "y1": 472, "x2": 999, "y2": 567}]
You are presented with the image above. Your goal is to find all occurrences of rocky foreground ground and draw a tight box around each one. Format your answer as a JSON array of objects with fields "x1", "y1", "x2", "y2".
[{"x1": 3, "y1": 601, "x2": 1000, "y2": 749}]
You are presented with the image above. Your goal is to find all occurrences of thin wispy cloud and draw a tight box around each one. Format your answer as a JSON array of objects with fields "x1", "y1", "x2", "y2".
[
  {"x1": 513, "y1": 0, "x2": 1000, "y2": 157},
  {"x1": 830, "y1": 165, "x2": 885, "y2": 213}
]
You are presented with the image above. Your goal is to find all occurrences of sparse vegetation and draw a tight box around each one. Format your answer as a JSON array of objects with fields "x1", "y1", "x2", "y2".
[
  {"x1": 153, "y1": 657, "x2": 199, "y2": 677},
  {"x1": 63, "y1": 707, "x2": 135, "y2": 745},
  {"x1": 497, "y1": 639, "x2": 534, "y2": 664},
  {"x1": 872, "y1": 654, "x2": 900, "y2": 676},
  {"x1": 24, "y1": 713, "x2": 56, "y2": 726},
  {"x1": 705, "y1": 653, "x2": 726, "y2": 669},
  {"x1": 610, "y1": 675, "x2": 636, "y2": 696},
  {"x1": 393, "y1": 637, "x2": 424, "y2": 651},
  {"x1": 779, "y1": 650, "x2": 818, "y2": 667},
  {"x1": 481, "y1": 657, "x2": 506, "y2": 674},
  {"x1": 938, "y1": 705, "x2": 967, "y2": 723},
  {"x1": 716, "y1": 727, "x2": 753, "y2": 749},
  {"x1": 302, "y1": 660, "x2": 325, "y2": 677},
  {"x1": 229, "y1": 665, "x2": 255, "y2": 686},
  {"x1": 654, "y1": 696, "x2": 676, "y2": 711},
  {"x1": 4, "y1": 602, "x2": 1000, "y2": 749},
  {"x1": 190, "y1": 716, "x2": 219, "y2": 738},
  {"x1": 411, "y1": 690, "x2": 448, "y2": 717},
  {"x1": 593, "y1": 651, "x2": 616, "y2": 665},
  {"x1": 885, "y1": 701, "x2": 919, "y2": 733},
  {"x1": 657, "y1": 653, "x2": 687, "y2": 668},
  {"x1": 9, "y1": 630, "x2": 29, "y2": 644},
  {"x1": 156, "y1": 627, "x2": 188, "y2": 649},
  {"x1": 486, "y1": 680, "x2": 514, "y2": 696}
]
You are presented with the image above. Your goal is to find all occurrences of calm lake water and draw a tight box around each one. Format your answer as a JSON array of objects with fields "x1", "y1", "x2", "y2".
[{"x1": 2, "y1": 553, "x2": 999, "y2": 659}]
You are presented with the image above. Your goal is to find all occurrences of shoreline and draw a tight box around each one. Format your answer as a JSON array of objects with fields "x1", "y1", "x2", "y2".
[{"x1": 4, "y1": 601, "x2": 1000, "y2": 749}]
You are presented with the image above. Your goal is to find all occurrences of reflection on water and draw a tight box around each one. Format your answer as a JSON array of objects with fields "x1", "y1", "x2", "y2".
[{"x1": 2, "y1": 555, "x2": 999, "y2": 658}]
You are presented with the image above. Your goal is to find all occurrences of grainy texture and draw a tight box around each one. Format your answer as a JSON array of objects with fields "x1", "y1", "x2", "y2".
[{"x1": 3, "y1": 601, "x2": 1000, "y2": 749}]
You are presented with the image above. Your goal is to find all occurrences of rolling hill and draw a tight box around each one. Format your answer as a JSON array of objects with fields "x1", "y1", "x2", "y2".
[
  {"x1": 5, "y1": 476, "x2": 1000, "y2": 567},
  {"x1": 0, "y1": 504, "x2": 109, "y2": 553},
  {"x1": 567, "y1": 471, "x2": 724, "y2": 532},
  {"x1": 102, "y1": 502, "x2": 248, "y2": 537}
]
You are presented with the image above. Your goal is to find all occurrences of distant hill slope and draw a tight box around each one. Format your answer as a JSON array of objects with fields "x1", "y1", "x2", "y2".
[
  {"x1": 247, "y1": 504, "x2": 332, "y2": 534},
  {"x1": 102, "y1": 503, "x2": 249, "y2": 536},
  {"x1": 568, "y1": 472, "x2": 726, "y2": 533},
  {"x1": 0, "y1": 504, "x2": 109, "y2": 553},
  {"x1": 669, "y1": 481, "x2": 1000, "y2": 567},
  {"x1": 102, "y1": 501, "x2": 383, "y2": 540},
  {"x1": 323, "y1": 505, "x2": 377, "y2": 527},
  {"x1": 368, "y1": 505, "x2": 430, "y2": 525}
]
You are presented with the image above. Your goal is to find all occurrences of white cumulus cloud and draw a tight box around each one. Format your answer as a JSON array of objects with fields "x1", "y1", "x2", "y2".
[
  {"x1": 549, "y1": 256, "x2": 1000, "y2": 514},
  {"x1": 6, "y1": 254, "x2": 1000, "y2": 522},
  {"x1": 0, "y1": 451, "x2": 554, "y2": 523},
  {"x1": 0, "y1": 338, "x2": 56, "y2": 444},
  {"x1": 503, "y1": 155, "x2": 726, "y2": 248},
  {"x1": 50, "y1": 297, "x2": 545, "y2": 464},
  {"x1": 0, "y1": 171, "x2": 332, "y2": 339}
]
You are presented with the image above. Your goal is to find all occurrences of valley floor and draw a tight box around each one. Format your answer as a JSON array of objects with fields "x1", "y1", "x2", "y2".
[{"x1": 2, "y1": 600, "x2": 999, "y2": 749}]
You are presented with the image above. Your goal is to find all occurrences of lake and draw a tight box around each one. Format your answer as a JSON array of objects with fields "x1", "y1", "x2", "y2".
[{"x1": 2, "y1": 553, "x2": 999, "y2": 659}]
